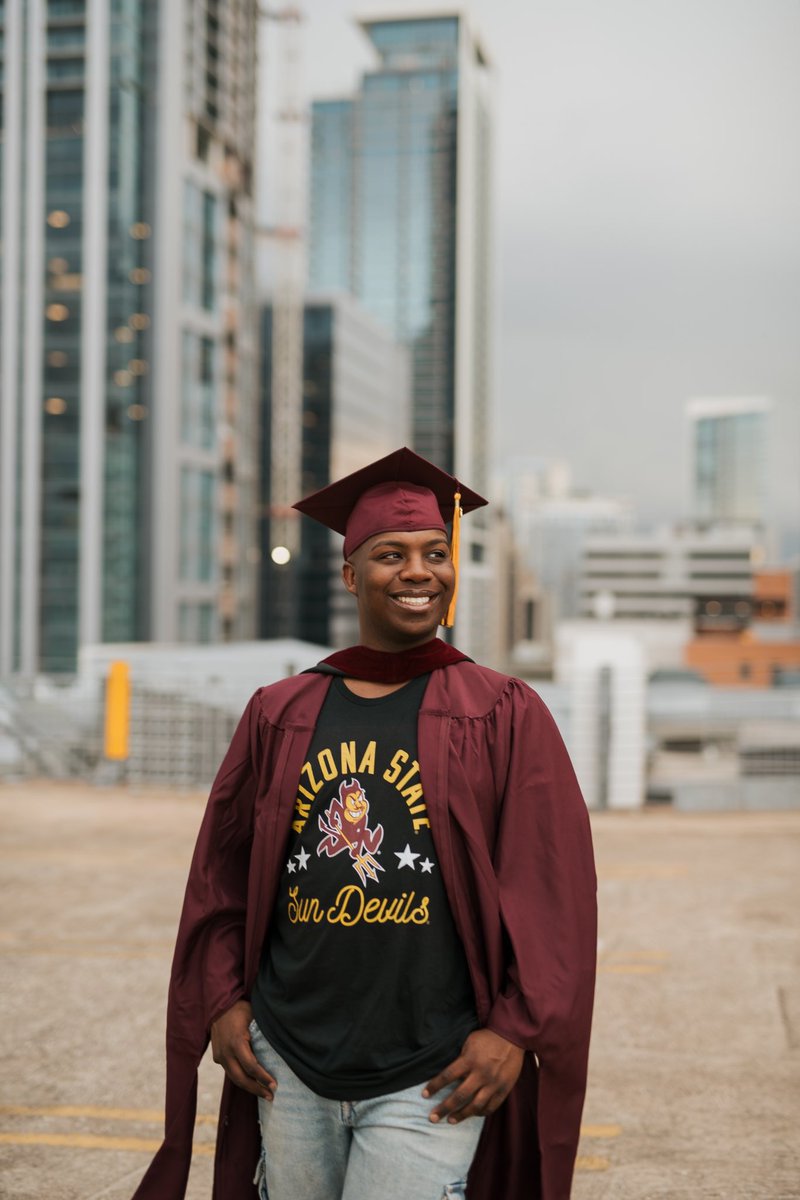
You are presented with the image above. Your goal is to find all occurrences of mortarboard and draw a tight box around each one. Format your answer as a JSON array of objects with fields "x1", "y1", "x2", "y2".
[{"x1": 293, "y1": 447, "x2": 488, "y2": 627}]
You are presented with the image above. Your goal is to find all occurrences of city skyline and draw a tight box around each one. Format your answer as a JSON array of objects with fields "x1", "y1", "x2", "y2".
[
  {"x1": 1, "y1": 1, "x2": 796, "y2": 680},
  {"x1": 264, "y1": 0, "x2": 800, "y2": 528}
]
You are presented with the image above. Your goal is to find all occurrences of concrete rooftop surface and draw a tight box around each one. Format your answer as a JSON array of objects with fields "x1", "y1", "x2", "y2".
[{"x1": 1, "y1": 782, "x2": 798, "y2": 1200}]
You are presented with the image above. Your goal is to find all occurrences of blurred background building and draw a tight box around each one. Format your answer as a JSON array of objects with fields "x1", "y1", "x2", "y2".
[
  {"x1": 0, "y1": 0, "x2": 260, "y2": 677},
  {"x1": 307, "y1": 12, "x2": 495, "y2": 659},
  {"x1": 689, "y1": 396, "x2": 770, "y2": 526},
  {"x1": 687, "y1": 395, "x2": 800, "y2": 562},
  {"x1": 259, "y1": 292, "x2": 410, "y2": 647},
  {"x1": 579, "y1": 526, "x2": 756, "y2": 625},
  {"x1": 499, "y1": 457, "x2": 633, "y2": 674}
]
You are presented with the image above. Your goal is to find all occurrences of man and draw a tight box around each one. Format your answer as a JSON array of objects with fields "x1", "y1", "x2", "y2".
[{"x1": 134, "y1": 448, "x2": 596, "y2": 1200}]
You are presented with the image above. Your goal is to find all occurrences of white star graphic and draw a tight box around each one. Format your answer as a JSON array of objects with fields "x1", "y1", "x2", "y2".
[
  {"x1": 295, "y1": 848, "x2": 310, "y2": 871},
  {"x1": 395, "y1": 843, "x2": 420, "y2": 870},
  {"x1": 286, "y1": 859, "x2": 296, "y2": 873},
  {"x1": 420, "y1": 858, "x2": 434, "y2": 874}
]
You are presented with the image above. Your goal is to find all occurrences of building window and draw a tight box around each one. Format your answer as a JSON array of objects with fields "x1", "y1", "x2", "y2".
[
  {"x1": 198, "y1": 603, "x2": 214, "y2": 643},
  {"x1": 181, "y1": 331, "x2": 217, "y2": 448},
  {"x1": 179, "y1": 467, "x2": 217, "y2": 582},
  {"x1": 183, "y1": 182, "x2": 218, "y2": 311},
  {"x1": 199, "y1": 471, "x2": 215, "y2": 581},
  {"x1": 178, "y1": 603, "x2": 195, "y2": 643},
  {"x1": 47, "y1": 0, "x2": 86, "y2": 14},
  {"x1": 196, "y1": 122, "x2": 211, "y2": 162},
  {"x1": 202, "y1": 191, "x2": 217, "y2": 310},
  {"x1": 178, "y1": 602, "x2": 216, "y2": 644},
  {"x1": 524, "y1": 599, "x2": 535, "y2": 641}
]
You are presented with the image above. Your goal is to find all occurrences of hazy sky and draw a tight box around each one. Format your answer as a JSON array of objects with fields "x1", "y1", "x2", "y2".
[{"x1": 260, "y1": 0, "x2": 800, "y2": 522}]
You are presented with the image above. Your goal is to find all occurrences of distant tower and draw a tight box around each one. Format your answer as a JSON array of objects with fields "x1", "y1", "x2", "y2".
[
  {"x1": 308, "y1": 13, "x2": 494, "y2": 659},
  {"x1": 0, "y1": 0, "x2": 260, "y2": 675},
  {"x1": 688, "y1": 397, "x2": 771, "y2": 525}
]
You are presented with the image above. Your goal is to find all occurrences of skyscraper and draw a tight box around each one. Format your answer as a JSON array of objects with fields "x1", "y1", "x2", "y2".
[
  {"x1": 308, "y1": 14, "x2": 494, "y2": 658},
  {"x1": 0, "y1": 0, "x2": 260, "y2": 676}
]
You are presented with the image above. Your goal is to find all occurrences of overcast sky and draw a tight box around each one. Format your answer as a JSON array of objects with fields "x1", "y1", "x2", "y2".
[{"x1": 260, "y1": 0, "x2": 800, "y2": 524}]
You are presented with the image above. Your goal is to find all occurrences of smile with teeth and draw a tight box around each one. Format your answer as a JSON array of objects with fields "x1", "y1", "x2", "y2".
[{"x1": 392, "y1": 593, "x2": 437, "y2": 608}]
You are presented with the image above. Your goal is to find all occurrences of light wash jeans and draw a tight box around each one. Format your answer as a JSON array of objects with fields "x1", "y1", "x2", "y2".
[{"x1": 249, "y1": 1019, "x2": 484, "y2": 1200}]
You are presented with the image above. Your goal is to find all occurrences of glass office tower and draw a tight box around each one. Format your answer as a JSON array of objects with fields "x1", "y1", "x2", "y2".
[
  {"x1": 0, "y1": 0, "x2": 259, "y2": 675},
  {"x1": 689, "y1": 398, "x2": 771, "y2": 525},
  {"x1": 309, "y1": 14, "x2": 494, "y2": 658}
]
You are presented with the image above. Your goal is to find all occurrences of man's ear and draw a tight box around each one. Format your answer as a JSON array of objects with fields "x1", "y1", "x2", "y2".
[{"x1": 342, "y1": 560, "x2": 357, "y2": 595}]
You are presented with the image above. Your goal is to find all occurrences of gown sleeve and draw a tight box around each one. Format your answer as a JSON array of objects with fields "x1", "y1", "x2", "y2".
[
  {"x1": 133, "y1": 690, "x2": 266, "y2": 1200},
  {"x1": 484, "y1": 681, "x2": 597, "y2": 1191},
  {"x1": 166, "y1": 688, "x2": 265, "y2": 1052}
]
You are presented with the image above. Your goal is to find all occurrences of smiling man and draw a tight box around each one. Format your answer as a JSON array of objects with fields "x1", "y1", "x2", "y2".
[{"x1": 133, "y1": 448, "x2": 597, "y2": 1200}]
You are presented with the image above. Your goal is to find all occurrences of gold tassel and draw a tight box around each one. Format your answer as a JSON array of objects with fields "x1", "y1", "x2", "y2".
[{"x1": 442, "y1": 490, "x2": 462, "y2": 628}]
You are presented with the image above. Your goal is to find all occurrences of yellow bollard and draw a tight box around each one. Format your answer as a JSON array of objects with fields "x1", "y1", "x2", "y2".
[{"x1": 104, "y1": 661, "x2": 131, "y2": 761}]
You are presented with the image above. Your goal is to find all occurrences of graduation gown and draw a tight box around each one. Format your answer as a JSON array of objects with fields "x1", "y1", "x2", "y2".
[{"x1": 132, "y1": 660, "x2": 597, "y2": 1200}]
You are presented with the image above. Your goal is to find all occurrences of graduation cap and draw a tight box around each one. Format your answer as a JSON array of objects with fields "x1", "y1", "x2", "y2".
[{"x1": 293, "y1": 447, "x2": 488, "y2": 628}]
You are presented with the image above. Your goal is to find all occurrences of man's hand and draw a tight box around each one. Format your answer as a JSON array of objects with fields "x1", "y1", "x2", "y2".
[
  {"x1": 210, "y1": 1000, "x2": 276, "y2": 1100},
  {"x1": 423, "y1": 1029, "x2": 525, "y2": 1124}
]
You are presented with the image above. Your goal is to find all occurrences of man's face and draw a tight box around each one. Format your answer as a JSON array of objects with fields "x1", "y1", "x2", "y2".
[{"x1": 342, "y1": 528, "x2": 455, "y2": 652}]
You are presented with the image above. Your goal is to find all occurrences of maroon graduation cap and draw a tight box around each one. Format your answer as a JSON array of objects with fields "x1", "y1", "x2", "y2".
[{"x1": 293, "y1": 446, "x2": 488, "y2": 627}]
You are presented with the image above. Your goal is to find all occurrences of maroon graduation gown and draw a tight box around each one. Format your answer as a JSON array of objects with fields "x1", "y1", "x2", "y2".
[{"x1": 133, "y1": 661, "x2": 596, "y2": 1200}]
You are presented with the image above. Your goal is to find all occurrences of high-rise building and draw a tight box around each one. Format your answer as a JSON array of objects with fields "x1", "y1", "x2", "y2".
[
  {"x1": 688, "y1": 397, "x2": 771, "y2": 525},
  {"x1": 259, "y1": 294, "x2": 410, "y2": 648},
  {"x1": 0, "y1": 0, "x2": 260, "y2": 676},
  {"x1": 308, "y1": 14, "x2": 494, "y2": 659}
]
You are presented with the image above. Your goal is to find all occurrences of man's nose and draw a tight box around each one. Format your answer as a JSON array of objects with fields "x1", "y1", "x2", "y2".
[{"x1": 400, "y1": 553, "x2": 432, "y2": 579}]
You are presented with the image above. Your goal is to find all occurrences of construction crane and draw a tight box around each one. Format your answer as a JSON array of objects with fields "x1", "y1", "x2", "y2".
[{"x1": 258, "y1": 6, "x2": 306, "y2": 568}]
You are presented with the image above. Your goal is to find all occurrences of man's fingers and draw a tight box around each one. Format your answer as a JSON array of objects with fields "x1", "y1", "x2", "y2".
[
  {"x1": 240, "y1": 1050, "x2": 276, "y2": 1094},
  {"x1": 429, "y1": 1082, "x2": 478, "y2": 1123},
  {"x1": 443, "y1": 1084, "x2": 504, "y2": 1123},
  {"x1": 422, "y1": 1058, "x2": 462, "y2": 1099},
  {"x1": 226, "y1": 1053, "x2": 276, "y2": 1098},
  {"x1": 429, "y1": 1075, "x2": 512, "y2": 1123},
  {"x1": 428, "y1": 1073, "x2": 495, "y2": 1123},
  {"x1": 222, "y1": 1039, "x2": 276, "y2": 1098}
]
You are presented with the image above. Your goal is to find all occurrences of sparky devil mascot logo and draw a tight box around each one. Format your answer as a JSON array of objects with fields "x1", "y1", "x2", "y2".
[{"x1": 317, "y1": 777, "x2": 384, "y2": 886}]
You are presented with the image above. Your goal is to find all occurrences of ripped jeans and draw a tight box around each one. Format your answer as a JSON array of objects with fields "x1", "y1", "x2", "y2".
[{"x1": 250, "y1": 1020, "x2": 484, "y2": 1200}]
